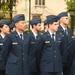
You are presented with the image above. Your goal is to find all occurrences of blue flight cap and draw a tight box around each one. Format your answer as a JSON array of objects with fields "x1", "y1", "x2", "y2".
[
  {"x1": 46, "y1": 15, "x2": 59, "y2": 23},
  {"x1": 58, "y1": 12, "x2": 68, "y2": 19},
  {"x1": 10, "y1": 22, "x2": 15, "y2": 29},
  {"x1": 44, "y1": 19, "x2": 47, "y2": 25},
  {"x1": 12, "y1": 14, "x2": 25, "y2": 23},
  {"x1": 0, "y1": 19, "x2": 10, "y2": 26},
  {"x1": 30, "y1": 18, "x2": 41, "y2": 25}
]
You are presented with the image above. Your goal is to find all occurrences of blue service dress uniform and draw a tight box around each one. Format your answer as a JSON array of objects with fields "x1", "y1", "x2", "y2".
[
  {"x1": 58, "y1": 25, "x2": 72, "y2": 56},
  {"x1": 2, "y1": 31, "x2": 29, "y2": 75},
  {"x1": 0, "y1": 35, "x2": 5, "y2": 70},
  {"x1": 57, "y1": 12, "x2": 72, "y2": 62},
  {"x1": 57, "y1": 25, "x2": 72, "y2": 75},
  {"x1": 36, "y1": 31, "x2": 64, "y2": 75},
  {"x1": 0, "y1": 19, "x2": 10, "y2": 75},
  {"x1": 63, "y1": 37, "x2": 75, "y2": 75},
  {"x1": 28, "y1": 31, "x2": 41, "y2": 75}
]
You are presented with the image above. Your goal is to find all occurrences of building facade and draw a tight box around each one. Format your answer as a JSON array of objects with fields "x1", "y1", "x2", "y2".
[{"x1": 13, "y1": 0, "x2": 67, "y2": 30}]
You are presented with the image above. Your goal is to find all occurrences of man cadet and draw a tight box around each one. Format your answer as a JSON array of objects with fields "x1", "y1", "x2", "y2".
[
  {"x1": 61, "y1": 37, "x2": 75, "y2": 75},
  {"x1": 57, "y1": 12, "x2": 72, "y2": 75},
  {"x1": 2, "y1": 14, "x2": 29, "y2": 75},
  {"x1": 28, "y1": 18, "x2": 42, "y2": 75},
  {"x1": 63, "y1": 37, "x2": 75, "y2": 75},
  {"x1": 44, "y1": 19, "x2": 48, "y2": 32},
  {"x1": 36, "y1": 15, "x2": 64, "y2": 75},
  {"x1": 0, "y1": 19, "x2": 10, "y2": 75}
]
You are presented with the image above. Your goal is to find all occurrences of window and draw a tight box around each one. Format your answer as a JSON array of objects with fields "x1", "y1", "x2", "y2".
[
  {"x1": 35, "y1": 0, "x2": 38, "y2": 5},
  {"x1": 42, "y1": 0, "x2": 45, "y2": 5},
  {"x1": 39, "y1": 0, "x2": 41, "y2": 5},
  {"x1": 2, "y1": 0, "x2": 5, "y2": 3},
  {"x1": 0, "y1": 0, "x2": 9, "y2": 3},
  {"x1": 7, "y1": 0, "x2": 9, "y2": 2},
  {"x1": 7, "y1": 0, "x2": 10, "y2": 2},
  {"x1": 35, "y1": 0, "x2": 45, "y2": 5}
]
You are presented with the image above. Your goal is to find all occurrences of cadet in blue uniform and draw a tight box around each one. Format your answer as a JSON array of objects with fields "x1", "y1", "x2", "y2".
[
  {"x1": 0, "y1": 19, "x2": 10, "y2": 75},
  {"x1": 44, "y1": 19, "x2": 48, "y2": 32},
  {"x1": 62, "y1": 37, "x2": 75, "y2": 75},
  {"x1": 28, "y1": 18, "x2": 42, "y2": 75},
  {"x1": 66, "y1": 37, "x2": 75, "y2": 75},
  {"x1": 9, "y1": 22, "x2": 15, "y2": 32},
  {"x1": 2, "y1": 14, "x2": 29, "y2": 75},
  {"x1": 57, "y1": 12, "x2": 72, "y2": 75},
  {"x1": 58, "y1": 12, "x2": 72, "y2": 56},
  {"x1": 36, "y1": 15, "x2": 64, "y2": 75}
]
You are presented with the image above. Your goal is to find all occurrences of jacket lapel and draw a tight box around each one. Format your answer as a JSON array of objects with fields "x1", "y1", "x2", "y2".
[
  {"x1": 0, "y1": 35, "x2": 3, "y2": 42},
  {"x1": 14, "y1": 31, "x2": 23, "y2": 46},
  {"x1": 59, "y1": 26, "x2": 68, "y2": 38},
  {"x1": 30, "y1": 31, "x2": 36, "y2": 39},
  {"x1": 46, "y1": 31, "x2": 52, "y2": 43},
  {"x1": 55, "y1": 33, "x2": 59, "y2": 44},
  {"x1": 55, "y1": 33, "x2": 63, "y2": 46},
  {"x1": 67, "y1": 28, "x2": 72, "y2": 40},
  {"x1": 30, "y1": 31, "x2": 41, "y2": 41}
]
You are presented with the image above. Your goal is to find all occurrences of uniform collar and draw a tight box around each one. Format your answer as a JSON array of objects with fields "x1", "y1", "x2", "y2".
[
  {"x1": 32, "y1": 30, "x2": 38, "y2": 39},
  {"x1": 0, "y1": 33, "x2": 5, "y2": 39},
  {"x1": 60, "y1": 25, "x2": 67, "y2": 31},
  {"x1": 48, "y1": 30, "x2": 56, "y2": 38},
  {"x1": 16, "y1": 30, "x2": 23, "y2": 36}
]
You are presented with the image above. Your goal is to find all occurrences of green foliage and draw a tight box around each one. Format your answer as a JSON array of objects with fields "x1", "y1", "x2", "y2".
[
  {"x1": 64, "y1": 0, "x2": 75, "y2": 34},
  {"x1": 0, "y1": 1, "x2": 10, "y2": 19},
  {"x1": 1, "y1": 2, "x2": 10, "y2": 11},
  {"x1": 65, "y1": 0, "x2": 75, "y2": 10},
  {"x1": 64, "y1": 0, "x2": 75, "y2": 15},
  {"x1": 24, "y1": 29, "x2": 31, "y2": 33}
]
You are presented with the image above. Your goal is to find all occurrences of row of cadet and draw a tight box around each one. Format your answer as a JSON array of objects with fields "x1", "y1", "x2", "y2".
[{"x1": 0, "y1": 11, "x2": 75, "y2": 75}]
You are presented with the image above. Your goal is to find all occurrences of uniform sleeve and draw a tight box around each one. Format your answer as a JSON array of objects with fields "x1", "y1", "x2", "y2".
[
  {"x1": 36, "y1": 35, "x2": 44, "y2": 66},
  {"x1": 60, "y1": 35, "x2": 68, "y2": 64},
  {"x1": 2, "y1": 35, "x2": 12, "y2": 64},
  {"x1": 66, "y1": 38, "x2": 75, "y2": 67},
  {"x1": 61, "y1": 37, "x2": 75, "y2": 67}
]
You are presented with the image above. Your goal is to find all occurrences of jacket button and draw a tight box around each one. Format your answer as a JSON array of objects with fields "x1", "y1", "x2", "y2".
[
  {"x1": 22, "y1": 53, "x2": 24, "y2": 55},
  {"x1": 54, "y1": 51, "x2": 56, "y2": 52},
  {"x1": 54, "y1": 55, "x2": 56, "y2": 57},
  {"x1": 23, "y1": 58, "x2": 25, "y2": 60}
]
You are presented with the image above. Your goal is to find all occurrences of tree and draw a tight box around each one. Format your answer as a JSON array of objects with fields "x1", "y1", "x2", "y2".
[
  {"x1": 65, "y1": 0, "x2": 75, "y2": 12},
  {"x1": 64, "y1": 0, "x2": 75, "y2": 34},
  {"x1": 0, "y1": 0, "x2": 10, "y2": 19},
  {"x1": 0, "y1": 0, "x2": 16, "y2": 21}
]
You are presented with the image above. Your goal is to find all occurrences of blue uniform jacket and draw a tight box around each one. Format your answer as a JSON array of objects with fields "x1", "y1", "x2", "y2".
[
  {"x1": 64, "y1": 38, "x2": 75, "y2": 75},
  {"x1": 28, "y1": 31, "x2": 40, "y2": 72},
  {"x1": 58, "y1": 25, "x2": 72, "y2": 56},
  {"x1": 0, "y1": 35, "x2": 5, "y2": 70},
  {"x1": 36, "y1": 31, "x2": 64, "y2": 72},
  {"x1": 2, "y1": 31, "x2": 30, "y2": 75}
]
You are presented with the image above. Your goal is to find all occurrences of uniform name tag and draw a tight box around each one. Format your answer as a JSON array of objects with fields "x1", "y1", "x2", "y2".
[
  {"x1": 72, "y1": 36, "x2": 75, "y2": 38},
  {"x1": 58, "y1": 40, "x2": 61, "y2": 42},
  {"x1": 60, "y1": 33, "x2": 64, "y2": 37},
  {"x1": 0, "y1": 43, "x2": 3, "y2": 45},
  {"x1": 45, "y1": 41, "x2": 50, "y2": 43},
  {"x1": 12, "y1": 42, "x2": 18, "y2": 45},
  {"x1": 31, "y1": 42, "x2": 35, "y2": 44},
  {"x1": 58, "y1": 38, "x2": 61, "y2": 42}
]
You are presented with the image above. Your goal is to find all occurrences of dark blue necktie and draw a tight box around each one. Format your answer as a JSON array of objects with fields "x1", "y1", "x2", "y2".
[
  {"x1": 52, "y1": 34, "x2": 55, "y2": 41},
  {"x1": 65, "y1": 29, "x2": 68, "y2": 35},
  {"x1": 36, "y1": 35, "x2": 38, "y2": 40},
  {"x1": 20, "y1": 34, "x2": 23, "y2": 40}
]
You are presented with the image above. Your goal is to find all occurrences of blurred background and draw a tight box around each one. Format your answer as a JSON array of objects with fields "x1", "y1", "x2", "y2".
[{"x1": 0, "y1": 0, "x2": 75, "y2": 34}]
